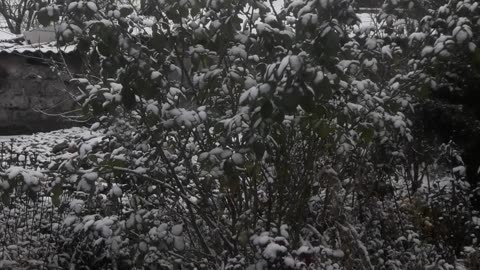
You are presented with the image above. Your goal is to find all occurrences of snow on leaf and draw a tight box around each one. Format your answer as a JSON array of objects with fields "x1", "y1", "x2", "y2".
[
  {"x1": 409, "y1": 32, "x2": 426, "y2": 45},
  {"x1": 90, "y1": 122, "x2": 100, "y2": 131},
  {"x1": 151, "y1": 71, "x2": 161, "y2": 80},
  {"x1": 381, "y1": 45, "x2": 392, "y2": 58},
  {"x1": 453, "y1": 166, "x2": 466, "y2": 176},
  {"x1": 7, "y1": 166, "x2": 23, "y2": 179},
  {"x1": 263, "y1": 242, "x2": 287, "y2": 260}
]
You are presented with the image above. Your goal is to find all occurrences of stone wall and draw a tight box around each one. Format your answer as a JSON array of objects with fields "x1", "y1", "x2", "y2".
[{"x1": 0, "y1": 53, "x2": 78, "y2": 135}]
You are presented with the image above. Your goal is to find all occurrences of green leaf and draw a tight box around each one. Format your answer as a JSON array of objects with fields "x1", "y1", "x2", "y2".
[
  {"x1": 260, "y1": 100, "x2": 273, "y2": 118},
  {"x1": 252, "y1": 141, "x2": 265, "y2": 159},
  {"x1": 37, "y1": 9, "x2": 51, "y2": 26},
  {"x1": 418, "y1": 84, "x2": 430, "y2": 99},
  {"x1": 151, "y1": 32, "x2": 167, "y2": 52},
  {"x1": 51, "y1": 185, "x2": 63, "y2": 207},
  {"x1": 1, "y1": 192, "x2": 10, "y2": 205},
  {"x1": 360, "y1": 127, "x2": 375, "y2": 143},
  {"x1": 315, "y1": 120, "x2": 331, "y2": 138},
  {"x1": 119, "y1": 6, "x2": 134, "y2": 17}
]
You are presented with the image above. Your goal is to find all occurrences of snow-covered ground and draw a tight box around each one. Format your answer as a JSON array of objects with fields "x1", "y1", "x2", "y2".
[{"x1": 0, "y1": 127, "x2": 92, "y2": 164}]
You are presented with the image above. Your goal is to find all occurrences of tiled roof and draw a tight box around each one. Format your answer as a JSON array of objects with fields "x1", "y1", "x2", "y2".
[{"x1": 0, "y1": 41, "x2": 76, "y2": 54}]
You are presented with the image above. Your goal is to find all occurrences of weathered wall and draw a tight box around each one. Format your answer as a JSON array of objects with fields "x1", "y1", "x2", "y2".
[{"x1": 0, "y1": 53, "x2": 79, "y2": 135}]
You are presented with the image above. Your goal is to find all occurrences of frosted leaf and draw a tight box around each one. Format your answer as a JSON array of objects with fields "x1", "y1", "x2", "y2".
[
  {"x1": 320, "y1": 0, "x2": 328, "y2": 9},
  {"x1": 280, "y1": 225, "x2": 289, "y2": 239},
  {"x1": 7, "y1": 166, "x2": 23, "y2": 179},
  {"x1": 289, "y1": 55, "x2": 302, "y2": 74},
  {"x1": 63, "y1": 216, "x2": 77, "y2": 226},
  {"x1": 198, "y1": 152, "x2": 209, "y2": 161},
  {"x1": 171, "y1": 224, "x2": 183, "y2": 236},
  {"x1": 47, "y1": 6, "x2": 54, "y2": 16},
  {"x1": 250, "y1": 86, "x2": 258, "y2": 100},
  {"x1": 146, "y1": 104, "x2": 159, "y2": 115},
  {"x1": 83, "y1": 172, "x2": 98, "y2": 181},
  {"x1": 220, "y1": 149, "x2": 233, "y2": 159},
  {"x1": 169, "y1": 87, "x2": 183, "y2": 97},
  {"x1": 455, "y1": 30, "x2": 468, "y2": 43},
  {"x1": 231, "y1": 153, "x2": 245, "y2": 165},
  {"x1": 253, "y1": 235, "x2": 271, "y2": 246},
  {"x1": 0, "y1": 180, "x2": 10, "y2": 190},
  {"x1": 408, "y1": 32, "x2": 426, "y2": 45},
  {"x1": 421, "y1": 46, "x2": 434, "y2": 57},
  {"x1": 277, "y1": 56, "x2": 290, "y2": 77},
  {"x1": 239, "y1": 90, "x2": 250, "y2": 104},
  {"x1": 381, "y1": 45, "x2": 392, "y2": 58},
  {"x1": 174, "y1": 236, "x2": 185, "y2": 250},
  {"x1": 453, "y1": 166, "x2": 466, "y2": 176},
  {"x1": 86, "y1": 2, "x2": 97, "y2": 12},
  {"x1": 365, "y1": 38, "x2": 377, "y2": 50},
  {"x1": 314, "y1": 71, "x2": 324, "y2": 84},
  {"x1": 393, "y1": 120, "x2": 405, "y2": 128},
  {"x1": 134, "y1": 167, "x2": 147, "y2": 174},
  {"x1": 102, "y1": 226, "x2": 112, "y2": 238},
  {"x1": 320, "y1": 26, "x2": 331, "y2": 38},
  {"x1": 439, "y1": 50, "x2": 450, "y2": 58},
  {"x1": 143, "y1": 18, "x2": 155, "y2": 27},
  {"x1": 151, "y1": 71, "x2": 161, "y2": 80},
  {"x1": 111, "y1": 185, "x2": 122, "y2": 196},
  {"x1": 110, "y1": 82, "x2": 123, "y2": 92},
  {"x1": 77, "y1": 179, "x2": 92, "y2": 192},
  {"x1": 469, "y1": 42, "x2": 477, "y2": 52},
  {"x1": 68, "y1": 2, "x2": 78, "y2": 11},
  {"x1": 84, "y1": 220, "x2": 94, "y2": 231},
  {"x1": 126, "y1": 214, "x2": 135, "y2": 228},
  {"x1": 209, "y1": 147, "x2": 223, "y2": 155},
  {"x1": 391, "y1": 82, "x2": 400, "y2": 90},
  {"x1": 79, "y1": 143, "x2": 92, "y2": 158},
  {"x1": 339, "y1": 80, "x2": 348, "y2": 89},
  {"x1": 90, "y1": 122, "x2": 100, "y2": 131},
  {"x1": 332, "y1": 249, "x2": 345, "y2": 258},
  {"x1": 284, "y1": 257, "x2": 295, "y2": 267},
  {"x1": 396, "y1": 236, "x2": 407, "y2": 242},
  {"x1": 70, "y1": 199, "x2": 84, "y2": 214},
  {"x1": 243, "y1": 78, "x2": 257, "y2": 90}
]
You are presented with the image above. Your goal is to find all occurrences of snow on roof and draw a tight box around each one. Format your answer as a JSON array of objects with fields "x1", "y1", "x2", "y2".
[
  {"x1": 0, "y1": 41, "x2": 76, "y2": 54},
  {"x1": 0, "y1": 29, "x2": 16, "y2": 41}
]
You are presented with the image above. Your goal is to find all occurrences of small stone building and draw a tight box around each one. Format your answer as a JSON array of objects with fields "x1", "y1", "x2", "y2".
[{"x1": 0, "y1": 41, "x2": 81, "y2": 135}]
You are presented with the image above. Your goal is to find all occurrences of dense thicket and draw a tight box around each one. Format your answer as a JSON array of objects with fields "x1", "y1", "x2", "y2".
[{"x1": 1, "y1": 0, "x2": 480, "y2": 269}]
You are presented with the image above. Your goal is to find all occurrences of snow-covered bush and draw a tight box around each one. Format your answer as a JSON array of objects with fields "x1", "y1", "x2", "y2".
[{"x1": 0, "y1": 0, "x2": 479, "y2": 268}]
